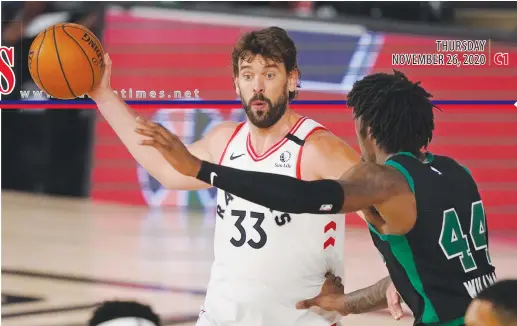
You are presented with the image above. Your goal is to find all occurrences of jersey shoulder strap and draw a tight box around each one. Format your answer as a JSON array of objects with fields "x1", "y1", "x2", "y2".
[
  {"x1": 286, "y1": 118, "x2": 328, "y2": 146},
  {"x1": 286, "y1": 118, "x2": 329, "y2": 179}
]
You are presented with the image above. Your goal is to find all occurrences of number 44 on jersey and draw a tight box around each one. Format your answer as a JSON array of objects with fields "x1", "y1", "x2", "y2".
[{"x1": 439, "y1": 200, "x2": 492, "y2": 273}]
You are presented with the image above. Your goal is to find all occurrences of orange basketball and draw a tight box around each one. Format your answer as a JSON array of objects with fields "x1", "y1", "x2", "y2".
[{"x1": 28, "y1": 23, "x2": 105, "y2": 99}]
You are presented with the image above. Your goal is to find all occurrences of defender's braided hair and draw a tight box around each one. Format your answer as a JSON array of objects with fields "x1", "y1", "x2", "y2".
[{"x1": 347, "y1": 69, "x2": 440, "y2": 155}]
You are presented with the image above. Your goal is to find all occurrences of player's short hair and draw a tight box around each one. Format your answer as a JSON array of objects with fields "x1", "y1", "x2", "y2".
[
  {"x1": 88, "y1": 300, "x2": 161, "y2": 326},
  {"x1": 231, "y1": 26, "x2": 301, "y2": 101},
  {"x1": 347, "y1": 69, "x2": 438, "y2": 155},
  {"x1": 476, "y1": 279, "x2": 517, "y2": 324}
]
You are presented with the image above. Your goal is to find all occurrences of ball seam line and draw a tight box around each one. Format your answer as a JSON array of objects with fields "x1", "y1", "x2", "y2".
[
  {"x1": 52, "y1": 24, "x2": 77, "y2": 98},
  {"x1": 36, "y1": 30, "x2": 51, "y2": 96},
  {"x1": 61, "y1": 25, "x2": 96, "y2": 92}
]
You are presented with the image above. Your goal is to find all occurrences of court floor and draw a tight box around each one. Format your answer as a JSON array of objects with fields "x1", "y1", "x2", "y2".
[{"x1": 2, "y1": 191, "x2": 517, "y2": 326}]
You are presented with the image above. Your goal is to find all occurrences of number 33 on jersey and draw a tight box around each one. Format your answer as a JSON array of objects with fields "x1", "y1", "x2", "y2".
[{"x1": 205, "y1": 118, "x2": 345, "y2": 326}]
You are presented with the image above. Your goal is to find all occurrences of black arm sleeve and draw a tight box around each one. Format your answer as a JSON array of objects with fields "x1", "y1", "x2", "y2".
[{"x1": 196, "y1": 161, "x2": 345, "y2": 214}]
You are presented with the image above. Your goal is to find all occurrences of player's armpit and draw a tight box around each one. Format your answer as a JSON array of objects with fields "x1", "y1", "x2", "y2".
[{"x1": 357, "y1": 207, "x2": 388, "y2": 232}]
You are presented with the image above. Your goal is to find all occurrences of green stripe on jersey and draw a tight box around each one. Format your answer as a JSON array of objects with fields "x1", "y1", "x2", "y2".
[
  {"x1": 381, "y1": 152, "x2": 440, "y2": 324},
  {"x1": 384, "y1": 160, "x2": 415, "y2": 193},
  {"x1": 387, "y1": 236, "x2": 440, "y2": 324}
]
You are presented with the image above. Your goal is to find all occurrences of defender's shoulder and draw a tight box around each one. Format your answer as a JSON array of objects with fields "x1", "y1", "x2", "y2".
[
  {"x1": 433, "y1": 154, "x2": 475, "y2": 178},
  {"x1": 427, "y1": 153, "x2": 464, "y2": 168}
]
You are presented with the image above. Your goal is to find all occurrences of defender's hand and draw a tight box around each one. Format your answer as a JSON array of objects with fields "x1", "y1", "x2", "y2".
[
  {"x1": 135, "y1": 116, "x2": 202, "y2": 177},
  {"x1": 387, "y1": 281, "x2": 404, "y2": 320},
  {"x1": 296, "y1": 273, "x2": 348, "y2": 315}
]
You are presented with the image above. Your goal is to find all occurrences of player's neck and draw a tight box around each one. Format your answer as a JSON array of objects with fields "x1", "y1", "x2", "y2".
[
  {"x1": 247, "y1": 109, "x2": 300, "y2": 156},
  {"x1": 375, "y1": 151, "x2": 392, "y2": 164}
]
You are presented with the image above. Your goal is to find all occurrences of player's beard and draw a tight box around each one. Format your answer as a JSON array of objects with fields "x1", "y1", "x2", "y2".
[{"x1": 241, "y1": 92, "x2": 288, "y2": 129}]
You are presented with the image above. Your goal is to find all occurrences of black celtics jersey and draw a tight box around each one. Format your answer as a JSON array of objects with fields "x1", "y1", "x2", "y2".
[{"x1": 369, "y1": 152, "x2": 496, "y2": 326}]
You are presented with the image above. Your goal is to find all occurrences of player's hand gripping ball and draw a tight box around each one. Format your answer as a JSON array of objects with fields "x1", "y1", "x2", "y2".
[{"x1": 28, "y1": 22, "x2": 105, "y2": 99}]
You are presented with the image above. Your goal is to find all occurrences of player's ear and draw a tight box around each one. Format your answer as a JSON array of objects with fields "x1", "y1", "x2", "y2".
[
  {"x1": 288, "y1": 69, "x2": 299, "y2": 92},
  {"x1": 234, "y1": 76, "x2": 240, "y2": 96}
]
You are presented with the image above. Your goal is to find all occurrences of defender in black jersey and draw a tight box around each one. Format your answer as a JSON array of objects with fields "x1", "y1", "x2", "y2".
[
  {"x1": 138, "y1": 70, "x2": 497, "y2": 326},
  {"x1": 367, "y1": 151, "x2": 496, "y2": 325}
]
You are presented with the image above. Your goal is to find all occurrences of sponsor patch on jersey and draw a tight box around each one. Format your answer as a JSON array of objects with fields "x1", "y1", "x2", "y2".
[
  {"x1": 274, "y1": 151, "x2": 292, "y2": 168},
  {"x1": 280, "y1": 151, "x2": 291, "y2": 163},
  {"x1": 274, "y1": 162, "x2": 292, "y2": 168}
]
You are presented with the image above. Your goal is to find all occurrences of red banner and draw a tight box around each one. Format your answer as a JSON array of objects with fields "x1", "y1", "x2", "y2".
[{"x1": 91, "y1": 8, "x2": 517, "y2": 230}]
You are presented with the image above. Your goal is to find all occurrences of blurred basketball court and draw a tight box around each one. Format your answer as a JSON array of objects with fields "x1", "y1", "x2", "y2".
[{"x1": 3, "y1": 191, "x2": 517, "y2": 326}]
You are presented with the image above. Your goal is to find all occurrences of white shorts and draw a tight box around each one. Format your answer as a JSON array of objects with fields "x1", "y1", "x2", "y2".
[{"x1": 194, "y1": 305, "x2": 342, "y2": 326}]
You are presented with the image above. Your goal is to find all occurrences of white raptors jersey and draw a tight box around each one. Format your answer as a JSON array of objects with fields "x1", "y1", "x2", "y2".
[{"x1": 203, "y1": 117, "x2": 345, "y2": 326}]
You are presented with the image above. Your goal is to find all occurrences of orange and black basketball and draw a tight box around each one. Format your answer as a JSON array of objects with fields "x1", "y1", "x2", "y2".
[{"x1": 28, "y1": 23, "x2": 105, "y2": 99}]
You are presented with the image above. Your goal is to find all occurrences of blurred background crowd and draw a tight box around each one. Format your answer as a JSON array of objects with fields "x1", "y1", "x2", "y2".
[{"x1": 2, "y1": 0, "x2": 516, "y2": 199}]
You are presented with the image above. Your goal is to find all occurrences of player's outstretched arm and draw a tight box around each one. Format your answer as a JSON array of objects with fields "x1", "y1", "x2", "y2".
[
  {"x1": 136, "y1": 117, "x2": 417, "y2": 233},
  {"x1": 195, "y1": 160, "x2": 416, "y2": 231},
  {"x1": 88, "y1": 53, "x2": 234, "y2": 190}
]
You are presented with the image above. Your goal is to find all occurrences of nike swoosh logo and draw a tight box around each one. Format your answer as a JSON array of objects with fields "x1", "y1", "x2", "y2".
[
  {"x1": 230, "y1": 153, "x2": 245, "y2": 160},
  {"x1": 210, "y1": 172, "x2": 218, "y2": 185}
]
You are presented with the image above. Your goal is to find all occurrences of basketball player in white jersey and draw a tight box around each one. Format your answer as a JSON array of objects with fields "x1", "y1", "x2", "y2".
[{"x1": 89, "y1": 27, "x2": 365, "y2": 326}]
